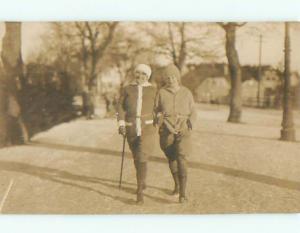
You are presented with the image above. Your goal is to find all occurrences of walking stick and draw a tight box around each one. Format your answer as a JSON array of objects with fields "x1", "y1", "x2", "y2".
[{"x1": 119, "y1": 135, "x2": 126, "y2": 189}]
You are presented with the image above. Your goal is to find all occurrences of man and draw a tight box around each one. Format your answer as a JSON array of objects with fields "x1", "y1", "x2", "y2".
[
  {"x1": 117, "y1": 64, "x2": 157, "y2": 205},
  {"x1": 154, "y1": 64, "x2": 196, "y2": 203}
]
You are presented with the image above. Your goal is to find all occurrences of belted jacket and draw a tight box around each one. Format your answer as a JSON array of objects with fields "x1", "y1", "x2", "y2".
[
  {"x1": 154, "y1": 86, "x2": 196, "y2": 134},
  {"x1": 117, "y1": 81, "x2": 157, "y2": 136}
]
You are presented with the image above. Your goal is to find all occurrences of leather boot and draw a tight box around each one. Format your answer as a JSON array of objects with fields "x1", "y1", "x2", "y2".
[
  {"x1": 136, "y1": 162, "x2": 147, "y2": 205},
  {"x1": 168, "y1": 159, "x2": 179, "y2": 195},
  {"x1": 178, "y1": 157, "x2": 188, "y2": 203},
  {"x1": 134, "y1": 160, "x2": 146, "y2": 194},
  {"x1": 179, "y1": 176, "x2": 188, "y2": 203},
  {"x1": 171, "y1": 172, "x2": 179, "y2": 195}
]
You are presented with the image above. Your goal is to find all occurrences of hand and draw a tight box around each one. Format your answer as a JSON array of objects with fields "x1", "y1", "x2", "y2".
[
  {"x1": 187, "y1": 119, "x2": 193, "y2": 130},
  {"x1": 154, "y1": 114, "x2": 163, "y2": 128},
  {"x1": 118, "y1": 126, "x2": 126, "y2": 136},
  {"x1": 153, "y1": 118, "x2": 159, "y2": 128}
]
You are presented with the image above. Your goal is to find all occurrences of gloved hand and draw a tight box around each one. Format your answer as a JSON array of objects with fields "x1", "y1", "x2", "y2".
[
  {"x1": 118, "y1": 126, "x2": 126, "y2": 136},
  {"x1": 187, "y1": 119, "x2": 193, "y2": 130},
  {"x1": 153, "y1": 113, "x2": 163, "y2": 128}
]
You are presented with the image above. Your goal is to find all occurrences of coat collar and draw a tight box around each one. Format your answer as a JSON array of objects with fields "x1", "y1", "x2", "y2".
[
  {"x1": 164, "y1": 85, "x2": 181, "y2": 94},
  {"x1": 130, "y1": 81, "x2": 152, "y2": 87}
]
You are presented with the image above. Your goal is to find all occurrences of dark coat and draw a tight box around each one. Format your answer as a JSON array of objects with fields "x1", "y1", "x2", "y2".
[
  {"x1": 117, "y1": 83, "x2": 157, "y2": 133},
  {"x1": 117, "y1": 82, "x2": 158, "y2": 162}
]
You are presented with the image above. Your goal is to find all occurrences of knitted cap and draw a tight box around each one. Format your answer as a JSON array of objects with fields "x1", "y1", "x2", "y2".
[{"x1": 163, "y1": 64, "x2": 181, "y2": 82}]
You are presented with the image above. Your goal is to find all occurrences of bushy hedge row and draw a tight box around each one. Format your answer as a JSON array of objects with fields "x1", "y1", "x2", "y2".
[{"x1": 18, "y1": 85, "x2": 77, "y2": 137}]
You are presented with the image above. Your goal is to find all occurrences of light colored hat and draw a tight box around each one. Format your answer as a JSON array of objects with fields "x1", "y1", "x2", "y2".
[
  {"x1": 135, "y1": 64, "x2": 152, "y2": 79},
  {"x1": 163, "y1": 64, "x2": 181, "y2": 83}
]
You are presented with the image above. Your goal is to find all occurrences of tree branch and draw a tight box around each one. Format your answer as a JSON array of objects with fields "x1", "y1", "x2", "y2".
[
  {"x1": 74, "y1": 22, "x2": 87, "y2": 37},
  {"x1": 167, "y1": 22, "x2": 178, "y2": 65},
  {"x1": 95, "y1": 22, "x2": 118, "y2": 60},
  {"x1": 85, "y1": 22, "x2": 94, "y2": 41}
]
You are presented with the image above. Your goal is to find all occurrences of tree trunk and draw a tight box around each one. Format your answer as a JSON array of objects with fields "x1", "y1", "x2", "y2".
[
  {"x1": 177, "y1": 23, "x2": 186, "y2": 72},
  {"x1": 0, "y1": 22, "x2": 28, "y2": 147},
  {"x1": 89, "y1": 51, "x2": 97, "y2": 90},
  {"x1": 280, "y1": 22, "x2": 295, "y2": 141},
  {"x1": 225, "y1": 24, "x2": 242, "y2": 123},
  {"x1": 80, "y1": 37, "x2": 88, "y2": 89},
  {"x1": 0, "y1": 82, "x2": 8, "y2": 147}
]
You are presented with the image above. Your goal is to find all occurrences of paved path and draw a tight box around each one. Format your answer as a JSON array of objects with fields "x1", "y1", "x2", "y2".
[{"x1": 0, "y1": 104, "x2": 299, "y2": 214}]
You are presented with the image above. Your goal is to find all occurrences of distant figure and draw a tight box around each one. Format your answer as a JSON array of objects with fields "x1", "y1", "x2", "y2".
[
  {"x1": 154, "y1": 64, "x2": 196, "y2": 204},
  {"x1": 103, "y1": 91, "x2": 116, "y2": 117},
  {"x1": 117, "y1": 64, "x2": 157, "y2": 205},
  {"x1": 82, "y1": 87, "x2": 95, "y2": 120}
]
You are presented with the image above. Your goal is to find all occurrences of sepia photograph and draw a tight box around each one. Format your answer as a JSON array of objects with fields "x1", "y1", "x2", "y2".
[{"x1": 0, "y1": 21, "x2": 299, "y2": 214}]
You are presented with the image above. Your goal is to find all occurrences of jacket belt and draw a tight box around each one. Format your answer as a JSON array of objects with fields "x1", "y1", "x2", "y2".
[
  {"x1": 125, "y1": 119, "x2": 153, "y2": 126},
  {"x1": 163, "y1": 113, "x2": 189, "y2": 119}
]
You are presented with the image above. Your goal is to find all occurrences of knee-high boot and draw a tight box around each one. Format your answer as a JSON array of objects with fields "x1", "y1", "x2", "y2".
[
  {"x1": 168, "y1": 159, "x2": 179, "y2": 195},
  {"x1": 177, "y1": 157, "x2": 188, "y2": 203},
  {"x1": 136, "y1": 162, "x2": 147, "y2": 204},
  {"x1": 134, "y1": 160, "x2": 146, "y2": 193}
]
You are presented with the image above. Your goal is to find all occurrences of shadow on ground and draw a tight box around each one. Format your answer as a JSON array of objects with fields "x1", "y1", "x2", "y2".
[
  {"x1": 195, "y1": 129, "x2": 300, "y2": 143},
  {"x1": 0, "y1": 160, "x2": 173, "y2": 205},
  {"x1": 26, "y1": 141, "x2": 300, "y2": 192}
]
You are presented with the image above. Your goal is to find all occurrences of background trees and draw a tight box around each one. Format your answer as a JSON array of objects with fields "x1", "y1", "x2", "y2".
[
  {"x1": 144, "y1": 22, "x2": 221, "y2": 73},
  {"x1": 0, "y1": 21, "x2": 298, "y2": 147},
  {"x1": 0, "y1": 22, "x2": 28, "y2": 147},
  {"x1": 36, "y1": 22, "x2": 119, "y2": 92},
  {"x1": 218, "y1": 22, "x2": 246, "y2": 123}
]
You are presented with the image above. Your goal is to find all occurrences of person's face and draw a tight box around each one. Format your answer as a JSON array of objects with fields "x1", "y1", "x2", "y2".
[
  {"x1": 164, "y1": 75, "x2": 179, "y2": 88},
  {"x1": 135, "y1": 69, "x2": 149, "y2": 85}
]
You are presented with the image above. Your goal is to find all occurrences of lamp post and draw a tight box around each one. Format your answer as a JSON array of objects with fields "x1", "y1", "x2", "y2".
[{"x1": 280, "y1": 22, "x2": 295, "y2": 141}]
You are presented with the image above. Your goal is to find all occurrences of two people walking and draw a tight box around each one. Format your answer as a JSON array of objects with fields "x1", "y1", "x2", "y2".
[{"x1": 117, "y1": 63, "x2": 196, "y2": 205}]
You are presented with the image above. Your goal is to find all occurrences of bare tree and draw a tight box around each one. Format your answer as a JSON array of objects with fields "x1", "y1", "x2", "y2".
[
  {"x1": 167, "y1": 23, "x2": 187, "y2": 71},
  {"x1": 38, "y1": 22, "x2": 118, "y2": 91},
  {"x1": 34, "y1": 23, "x2": 80, "y2": 73},
  {"x1": 0, "y1": 68, "x2": 8, "y2": 147},
  {"x1": 218, "y1": 22, "x2": 246, "y2": 123},
  {"x1": 0, "y1": 22, "x2": 28, "y2": 147},
  {"x1": 73, "y1": 22, "x2": 119, "y2": 89},
  {"x1": 109, "y1": 27, "x2": 154, "y2": 85},
  {"x1": 109, "y1": 40, "x2": 145, "y2": 84},
  {"x1": 145, "y1": 22, "x2": 219, "y2": 73}
]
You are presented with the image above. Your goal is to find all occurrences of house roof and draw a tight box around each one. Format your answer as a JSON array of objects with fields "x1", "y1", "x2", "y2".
[
  {"x1": 182, "y1": 63, "x2": 282, "y2": 93},
  {"x1": 182, "y1": 63, "x2": 228, "y2": 92}
]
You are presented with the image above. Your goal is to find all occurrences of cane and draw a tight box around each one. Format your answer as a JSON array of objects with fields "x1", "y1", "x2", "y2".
[{"x1": 119, "y1": 135, "x2": 126, "y2": 189}]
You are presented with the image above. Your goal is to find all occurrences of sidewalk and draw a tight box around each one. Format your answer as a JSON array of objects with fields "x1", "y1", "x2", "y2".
[{"x1": 0, "y1": 104, "x2": 299, "y2": 214}]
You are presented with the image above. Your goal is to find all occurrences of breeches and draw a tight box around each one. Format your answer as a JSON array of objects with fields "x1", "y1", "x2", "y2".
[
  {"x1": 127, "y1": 136, "x2": 148, "y2": 163},
  {"x1": 159, "y1": 126, "x2": 192, "y2": 161}
]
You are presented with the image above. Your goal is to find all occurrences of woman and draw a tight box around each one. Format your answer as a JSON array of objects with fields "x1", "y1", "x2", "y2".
[
  {"x1": 154, "y1": 64, "x2": 196, "y2": 203},
  {"x1": 117, "y1": 64, "x2": 157, "y2": 205}
]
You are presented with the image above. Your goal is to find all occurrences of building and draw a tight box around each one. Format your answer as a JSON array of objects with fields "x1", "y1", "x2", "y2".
[
  {"x1": 195, "y1": 77, "x2": 230, "y2": 104},
  {"x1": 182, "y1": 63, "x2": 229, "y2": 100},
  {"x1": 242, "y1": 68, "x2": 281, "y2": 107},
  {"x1": 242, "y1": 79, "x2": 261, "y2": 106}
]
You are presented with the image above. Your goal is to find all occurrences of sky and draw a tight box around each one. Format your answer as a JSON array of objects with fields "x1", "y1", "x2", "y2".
[
  {"x1": 0, "y1": 22, "x2": 299, "y2": 72},
  {"x1": 236, "y1": 22, "x2": 300, "y2": 72}
]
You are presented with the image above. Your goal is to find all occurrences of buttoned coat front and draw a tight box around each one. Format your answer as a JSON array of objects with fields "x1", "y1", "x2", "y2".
[
  {"x1": 117, "y1": 83, "x2": 157, "y2": 162},
  {"x1": 154, "y1": 86, "x2": 196, "y2": 159}
]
